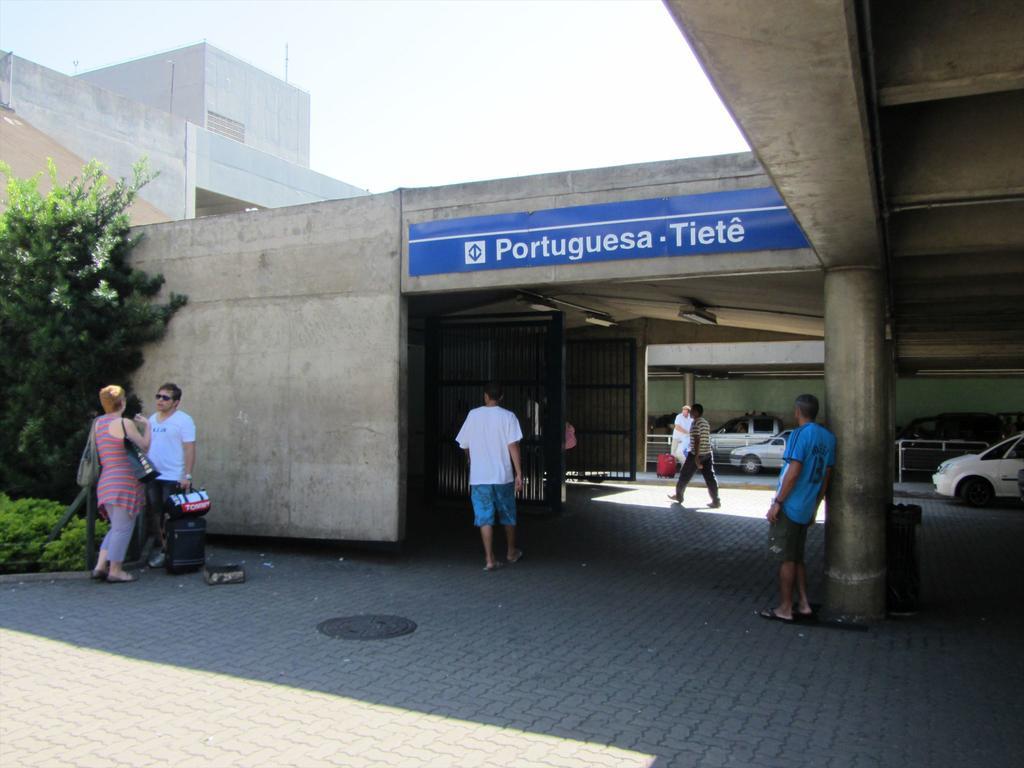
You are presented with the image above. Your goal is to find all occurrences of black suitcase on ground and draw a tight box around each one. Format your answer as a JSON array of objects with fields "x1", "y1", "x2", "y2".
[{"x1": 165, "y1": 517, "x2": 206, "y2": 574}]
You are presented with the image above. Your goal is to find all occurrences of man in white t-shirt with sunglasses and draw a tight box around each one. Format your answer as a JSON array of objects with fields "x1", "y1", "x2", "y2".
[{"x1": 144, "y1": 382, "x2": 197, "y2": 568}]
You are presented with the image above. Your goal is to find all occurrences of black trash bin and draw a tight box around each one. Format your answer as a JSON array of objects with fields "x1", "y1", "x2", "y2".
[{"x1": 887, "y1": 503, "x2": 922, "y2": 614}]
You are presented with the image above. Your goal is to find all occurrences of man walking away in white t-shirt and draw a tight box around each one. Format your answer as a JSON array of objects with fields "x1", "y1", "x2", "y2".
[
  {"x1": 455, "y1": 382, "x2": 524, "y2": 571},
  {"x1": 672, "y1": 404, "x2": 693, "y2": 465},
  {"x1": 145, "y1": 382, "x2": 197, "y2": 568}
]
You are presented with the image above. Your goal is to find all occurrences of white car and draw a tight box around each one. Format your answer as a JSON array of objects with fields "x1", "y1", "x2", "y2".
[
  {"x1": 729, "y1": 430, "x2": 792, "y2": 474},
  {"x1": 933, "y1": 433, "x2": 1024, "y2": 507}
]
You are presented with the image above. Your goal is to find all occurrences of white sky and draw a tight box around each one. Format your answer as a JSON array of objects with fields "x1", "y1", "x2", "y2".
[{"x1": 0, "y1": 0, "x2": 747, "y2": 192}]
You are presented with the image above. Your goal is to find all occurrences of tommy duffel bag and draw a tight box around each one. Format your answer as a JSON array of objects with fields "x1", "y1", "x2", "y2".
[{"x1": 165, "y1": 488, "x2": 211, "y2": 520}]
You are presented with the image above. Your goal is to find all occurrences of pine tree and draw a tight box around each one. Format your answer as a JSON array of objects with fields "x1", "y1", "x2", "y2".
[{"x1": 0, "y1": 159, "x2": 186, "y2": 500}]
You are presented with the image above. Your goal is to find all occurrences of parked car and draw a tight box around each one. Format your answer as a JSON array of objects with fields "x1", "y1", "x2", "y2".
[
  {"x1": 730, "y1": 430, "x2": 792, "y2": 474},
  {"x1": 933, "y1": 433, "x2": 1024, "y2": 507},
  {"x1": 710, "y1": 415, "x2": 782, "y2": 464},
  {"x1": 998, "y1": 412, "x2": 1024, "y2": 439},
  {"x1": 897, "y1": 412, "x2": 1003, "y2": 444}
]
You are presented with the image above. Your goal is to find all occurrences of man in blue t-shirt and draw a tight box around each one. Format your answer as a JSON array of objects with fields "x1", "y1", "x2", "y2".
[{"x1": 760, "y1": 394, "x2": 835, "y2": 623}]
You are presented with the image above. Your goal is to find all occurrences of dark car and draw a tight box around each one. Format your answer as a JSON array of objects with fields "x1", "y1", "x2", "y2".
[{"x1": 897, "y1": 412, "x2": 1004, "y2": 445}]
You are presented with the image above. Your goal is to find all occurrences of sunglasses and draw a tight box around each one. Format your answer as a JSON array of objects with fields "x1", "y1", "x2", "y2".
[{"x1": 155, "y1": 394, "x2": 175, "y2": 401}]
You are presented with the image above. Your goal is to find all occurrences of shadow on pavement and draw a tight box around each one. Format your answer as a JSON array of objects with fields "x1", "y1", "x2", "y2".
[{"x1": 2, "y1": 485, "x2": 1023, "y2": 767}]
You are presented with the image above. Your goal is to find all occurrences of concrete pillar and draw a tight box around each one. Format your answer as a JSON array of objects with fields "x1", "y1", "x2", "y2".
[
  {"x1": 184, "y1": 123, "x2": 197, "y2": 219},
  {"x1": 823, "y1": 267, "x2": 889, "y2": 621},
  {"x1": 683, "y1": 372, "x2": 696, "y2": 407}
]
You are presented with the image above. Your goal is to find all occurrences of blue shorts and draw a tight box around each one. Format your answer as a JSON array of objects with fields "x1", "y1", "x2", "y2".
[{"x1": 470, "y1": 483, "x2": 517, "y2": 527}]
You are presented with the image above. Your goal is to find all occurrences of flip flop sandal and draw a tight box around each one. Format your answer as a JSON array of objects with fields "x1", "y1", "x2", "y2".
[
  {"x1": 91, "y1": 569, "x2": 109, "y2": 580},
  {"x1": 758, "y1": 607, "x2": 794, "y2": 623},
  {"x1": 483, "y1": 563, "x2": 502, "y2": 572},
  {"x1": 792, "y1": 601, "x2": 818, "y2": 620},
  {"x1": 106, "y1": 573, "x2": 138, "y2": 584},
  {"x1": 507, "y1": 550, "x2": 523, "y2": 564}
]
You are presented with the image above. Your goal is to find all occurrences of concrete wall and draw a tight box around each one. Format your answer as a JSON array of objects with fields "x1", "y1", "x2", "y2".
[
  {"x1": 8, "y1": 54, "x2": 188, "y2": 219},
  {"x1": 648, "y1": 377, "x2": 825, "y2": 430},
  {"x1": 130, "y1": 193, "x2": 404, "y2": 542},
  {"x1": 647, "y1": 376, "x2": 1024, "y2": 433},
  {"x1": 894, "y1": 378, "x2": 1024, "y2": 428},
  {"x1": 195, "y1": 129, "x2": 365, "y2": 210},
  {"x1": 77, "y1": 43, "x2": 207, "y2": 128},
  {"x1": 401, "y1": 153, "x2": 819, "y2": 294},
  {"x1": 205, "y1": 46, "x2": 310, "y2": 167}
]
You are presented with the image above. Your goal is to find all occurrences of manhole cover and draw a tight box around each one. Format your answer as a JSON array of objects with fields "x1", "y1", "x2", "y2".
[{"x1": 316, "y1": 615, "x2": 417, "y2": 640}]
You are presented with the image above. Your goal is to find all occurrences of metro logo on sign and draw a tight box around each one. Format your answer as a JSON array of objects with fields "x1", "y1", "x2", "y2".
[
  {"x1": 408, "y1": 187, "x2": 810, "y2": 277},
  {"x1": 464, "y1": 240, "x2": 486, "y2": 265}
]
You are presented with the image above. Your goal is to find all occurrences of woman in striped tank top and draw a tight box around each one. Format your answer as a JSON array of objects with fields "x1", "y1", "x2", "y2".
[{"x1": 92, "y1": 385, "x2": 151, "y2": 583}]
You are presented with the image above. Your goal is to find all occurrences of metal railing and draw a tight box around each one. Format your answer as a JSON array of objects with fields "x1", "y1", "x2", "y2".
[
  {"x1": 46, "y1": 486, "x2": 89, "y2": 544},
  {"x1": 646, "y1": 433, "x2": 674, "y2": 467},
  {"x1": 0, "y1": 482, "x2": 148, "y2": 575},
  {"x1": 44, "y1": 484, "x2": 106, "y2": 572},
  {"x1": 896, "y1": 439, "x2": 989, "y2": 482}
]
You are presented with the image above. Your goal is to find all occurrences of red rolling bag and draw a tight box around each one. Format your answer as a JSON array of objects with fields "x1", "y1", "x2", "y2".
[{"x1": 657, "y1": 454, "x2": 678, "y2": 478}]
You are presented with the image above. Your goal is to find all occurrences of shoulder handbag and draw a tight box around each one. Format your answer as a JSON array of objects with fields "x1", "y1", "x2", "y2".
[
  {"x1": 123, "y1": 418, "x2": 160, "y2": 483},
  {"x1": 76, "y1": 418, "x2": 101, "y2": 487}
]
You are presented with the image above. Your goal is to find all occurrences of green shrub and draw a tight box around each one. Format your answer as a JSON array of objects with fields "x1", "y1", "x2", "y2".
[
  {"x1": 0, "y1": 493, "x2": 63, "y2": 572},
  {"x1": 0, "y1": 492, "x2": 108, "y2": 573}
]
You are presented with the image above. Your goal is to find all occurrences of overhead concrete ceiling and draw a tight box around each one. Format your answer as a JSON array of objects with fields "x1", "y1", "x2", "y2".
[
  {"x1": 865, "y1": 0, "x2": 1024, "y2": 373},
  {"x1": 195, "y1": 187, "x2": 261, "y2": 218},
  {"x1": 407, "y1": 271, "x2": 824, "y2": 338},
  {"x1": 524, "y1": 272, "x2": 823, "y2": 330},
  {"x1": 664, "y1": 0, "x2": 1024, "y2": 374},
  {"x1": 662, "y1": 0, "x2": 883, "y2": 270}
]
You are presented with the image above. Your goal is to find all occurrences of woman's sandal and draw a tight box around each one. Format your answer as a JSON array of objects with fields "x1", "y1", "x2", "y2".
[
  {"x1": 91, "y1": 569, "x2": 109, "y2": 580},
  {"x1": 106, "y1": 573, "x2": 138, "y2": 583}
]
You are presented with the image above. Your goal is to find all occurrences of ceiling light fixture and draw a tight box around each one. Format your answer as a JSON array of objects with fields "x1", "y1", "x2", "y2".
[
  {"x1": 678, "y1": 300, "x2": 717, "y2": 325},
  {"x1": 516, "y1": 294, "x2": 559, "y2": 312},
  {"x1": 584, "y1": 315, "x2": 617, "y2": 328},
  {"x1": 518, "y1": 291, "x2": 609, "y2": 317}
]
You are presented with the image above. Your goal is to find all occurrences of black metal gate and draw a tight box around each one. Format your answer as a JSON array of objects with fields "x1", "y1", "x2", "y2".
[
  {"x1": 565, "y1": 339, "x2": 636, "y2": 481},
  {"x1": 425, "y1": 313, "x2": 564, "y2": 511}
]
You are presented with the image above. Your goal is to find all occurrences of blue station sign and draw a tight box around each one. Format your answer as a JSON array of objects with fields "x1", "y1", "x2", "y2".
[{"x1": 408, "y1": 187, "x2": 809, "y2": 277}]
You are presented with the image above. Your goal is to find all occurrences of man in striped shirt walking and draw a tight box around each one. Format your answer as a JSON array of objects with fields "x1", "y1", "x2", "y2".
[{"x1": 668, "y1": 403, "x2": 721, "y2": 509}]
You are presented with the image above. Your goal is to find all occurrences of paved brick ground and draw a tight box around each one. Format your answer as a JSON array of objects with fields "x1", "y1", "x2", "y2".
[{"x1": 2, "y1": 486, "x2": 1022, "y2": 767}]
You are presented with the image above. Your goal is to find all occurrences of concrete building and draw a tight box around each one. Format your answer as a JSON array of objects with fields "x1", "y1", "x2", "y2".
[
  {"x1": 131, "y1": 152, "x2": 834, "y2": 541},
  {"x1": 13, "y1": 2, "x2": 1019, "y2": 624},
  {"x1": 127, "y1": 144, "x2": 1022, "y2": 606},
  {"x1": 77, "y1": 42, "x2": 310, "y2": 168},
  {"x1": 0, "y1": 45, "x2": 366, "y2": 221}
]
